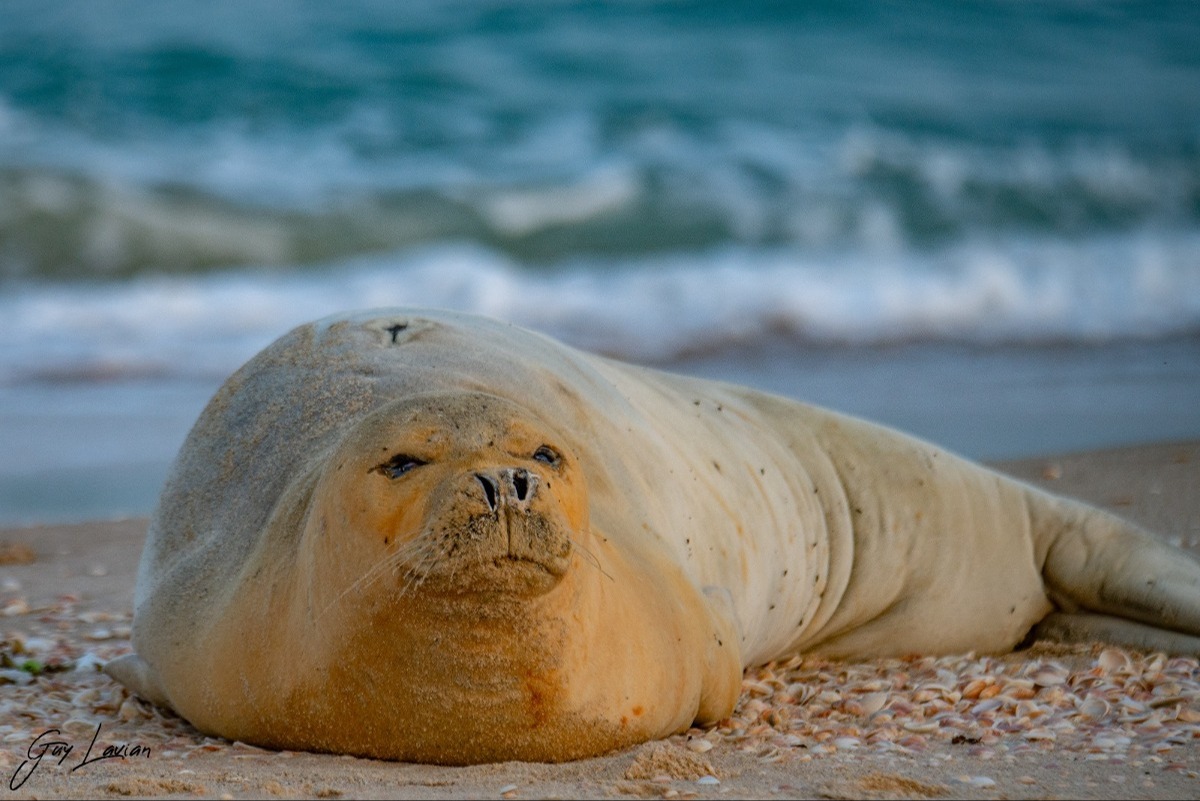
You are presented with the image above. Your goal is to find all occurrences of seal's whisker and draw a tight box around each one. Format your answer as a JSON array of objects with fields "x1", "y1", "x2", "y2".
[
  {"x1": 317, "y1": 535, "x2": 437, "y2": 618},
  {"x1": 396, "y1": 545, "x2": 439, "y2": 598},
  {"x1": 568, "y1": 536, "x2": 613, "y2": 582},
  {"x1": 392, "y1": 537, "x2": 445, "y2": 598}
]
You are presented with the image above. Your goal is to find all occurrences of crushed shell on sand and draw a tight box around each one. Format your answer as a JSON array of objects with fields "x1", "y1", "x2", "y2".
[
  {"x1": 671, "y1": 645, "x2": 1200, "y2": 767},
  {"x1": 1, "y1": 592, "x2": 1199, "y2": 774}
]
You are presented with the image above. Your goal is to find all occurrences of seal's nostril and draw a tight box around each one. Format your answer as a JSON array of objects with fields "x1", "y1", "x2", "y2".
[
  {"x1": 476, "y1": 473, "x2": 498, "y2": 510},
  {"x1": 513, "y1": 470, "x2": 530, "y2": 502}
]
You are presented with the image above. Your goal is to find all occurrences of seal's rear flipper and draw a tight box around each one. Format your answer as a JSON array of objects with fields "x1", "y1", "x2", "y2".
[
  {"x1": 104, "y1": 653, "x2": 172, "y2": 709},
  {"x1": 1033, "y1": 611, "x2": 1200, "y2": 654},
  {"x1": 1032, "y1": 491, "x2": 1200, "y2": 654}
]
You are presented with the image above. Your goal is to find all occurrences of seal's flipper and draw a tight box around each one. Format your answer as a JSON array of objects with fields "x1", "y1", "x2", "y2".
[
  {"x1": 1033, "y1": 611, "x2": 1200, "y2": 654},
  {"x1": 104, "y1": 653, "x2": 172, "y2": 709},
  {"x1": 1031, "y1": 491, "x2": 1200, "y2": 652}
]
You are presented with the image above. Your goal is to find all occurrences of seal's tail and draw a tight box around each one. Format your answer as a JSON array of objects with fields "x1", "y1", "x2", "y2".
[{"x1": 1028, "y1": 488, "x2": 1200, "y2": 654}]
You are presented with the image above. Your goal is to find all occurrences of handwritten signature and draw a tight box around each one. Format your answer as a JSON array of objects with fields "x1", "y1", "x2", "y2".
[{"x1": 9, "y1": 723, "x2": 150, "y2": 791}]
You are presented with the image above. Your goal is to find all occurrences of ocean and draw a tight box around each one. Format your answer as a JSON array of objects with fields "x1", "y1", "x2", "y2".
[{"x1": 2, "y1": 0, "x2": 1199, "y2": 524}]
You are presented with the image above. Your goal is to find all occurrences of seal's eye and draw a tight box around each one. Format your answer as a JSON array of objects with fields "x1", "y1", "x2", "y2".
[
  {"x1": 532, "y1": 445, "x2": 561, "y2": 467},
  {"x1": 376, "y1": 454, "x2": 427, "y2": 479}
]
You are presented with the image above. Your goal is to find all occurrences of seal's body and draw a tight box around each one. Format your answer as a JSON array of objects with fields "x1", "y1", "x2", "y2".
[{"x1": 107, "y1": 309, "x2": 1200, "y2": 763}]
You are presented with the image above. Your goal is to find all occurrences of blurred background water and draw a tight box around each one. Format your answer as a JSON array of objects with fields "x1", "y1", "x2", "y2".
[{"x1": 2, "y1": 0, "x2": 1199, "y2": 524}]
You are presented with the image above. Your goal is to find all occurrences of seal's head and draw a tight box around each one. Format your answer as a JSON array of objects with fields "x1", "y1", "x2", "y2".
[{"x1": 314, "y1": 391, "x2": 590, "y2": 603}]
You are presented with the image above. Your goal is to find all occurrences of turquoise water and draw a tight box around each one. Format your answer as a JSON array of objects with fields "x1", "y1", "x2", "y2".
[{"x1": 2, "y1": 1, "x2": 1199, "y2": 523}]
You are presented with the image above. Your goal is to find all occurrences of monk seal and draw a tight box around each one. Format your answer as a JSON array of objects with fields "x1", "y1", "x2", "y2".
[{"x1": 106, "y1": 308, "x2": 1200, "y2": 764}]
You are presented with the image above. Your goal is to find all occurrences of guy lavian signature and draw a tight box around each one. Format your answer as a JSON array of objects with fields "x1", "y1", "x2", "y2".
[{"x1": 9, "y1": 723, "x2": 150, "y2": 791}]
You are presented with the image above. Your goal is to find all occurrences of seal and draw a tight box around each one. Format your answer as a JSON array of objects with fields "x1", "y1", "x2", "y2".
[{"x1": 106, "y1": 308, "x2": 1200, "y2": 764}]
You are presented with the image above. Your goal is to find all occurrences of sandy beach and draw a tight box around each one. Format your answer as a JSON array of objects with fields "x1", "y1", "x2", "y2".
[{"x1": 1, "y1": 440, "x2": 1198, "y2": 800}]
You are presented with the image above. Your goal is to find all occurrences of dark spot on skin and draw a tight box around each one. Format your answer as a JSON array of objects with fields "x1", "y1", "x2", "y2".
[
  {"x1": 693, "y1": 400, "x2": 700, "y2": 406},
  {"x1": 1010, "y1": 606, "x2": 1016, "y2": 614},
  {"x1": 712, "y1": 461, "x2": 721, "y2": 472},
  {"x1": 760, "y1": 467, "x2": 765, "y2": 475},
  {"x1": 783, "y1": 569, "x2": 788, "y2": 576},
  {"x1": 854, "y1": 507, "x2": 863, "y2": 515},
  {"x1": 632, "y1": 706, "x2": 644, "y2": 716},
  {"x1": 384, "y1": 537, "x2": 390, "y2": 545},
  {"x1": 769, "y1": 604, "x2": 776, "y2": 611},
  {"x1": 716, "y1": 404, "x2": 723, "y2": 412},
  {"x1": 385, "y1": 323, "x2": 407, "y2": 343}
]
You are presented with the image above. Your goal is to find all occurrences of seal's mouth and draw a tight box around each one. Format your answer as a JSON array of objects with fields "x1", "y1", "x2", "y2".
[{"x1": 396, "y1": 511, "x2": 573, "y2": 596}]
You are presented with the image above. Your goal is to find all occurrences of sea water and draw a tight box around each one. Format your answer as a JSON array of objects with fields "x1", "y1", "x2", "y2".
[{"x1": 2, "y1": 1, "x2": 1199, "y2": 524}]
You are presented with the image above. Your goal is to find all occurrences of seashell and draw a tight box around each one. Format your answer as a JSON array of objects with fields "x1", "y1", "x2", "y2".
[
  {"x1": 1077, "y1": 697, "x2": 1110, "y2": 719},
  {"x1": 859, "y1": 692, "x2": 888, "y2": 716},
  {"x1": 971, "y1": 697, "x2": 1003, "y2": 714},
  {"x1": 1030, "y1": 665, "x2": 1069, "y2": 686},
  {"x1": 2, "y1": 600, "x2": 29, "y2": 617},
  {"x1": 832, "y1": 737, "x2": 860, "y2": 750},
  {"x1": 1014, "y1": 700, "x2": 1044, "y2": 719},
  {"x1": 741, "y1": 698, "x2": 767, "y2": 717},
  {"x1": 742, "y1": 679, "x2": 773, "y2": 698},
  {"x1": 1096, "y1": 648, "x2": 1133, "y2": 674},
  {"x1": 935, "y1": 668, "x2": 958, "y2": 685},
  {"x1": 118, "y1": 696, "x2": 147, "y2": 722},
  {"x1": 1175, "y1": 706, "x2": 1200, "y2": 723},
  {"x1": 72, "y1": 687, "x2": 101, "y2": 707},
  {"x1": 685, "y1": 738, "x2": 713, "y2": 753},
  {"x1": 1022, "y1": 727, "x2": 1056, "y2": 741},
  {"x1": 902, "y1": 721, "x2": 939, "y2": 733},
  {"x1": 61, "y1": 718, "x2": 97, "y2": 735}
]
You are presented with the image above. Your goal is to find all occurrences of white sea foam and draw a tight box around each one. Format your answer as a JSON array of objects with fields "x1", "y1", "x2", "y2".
[{"x1": 3, "y1": 231, "x2": 1198, "y2": 387}]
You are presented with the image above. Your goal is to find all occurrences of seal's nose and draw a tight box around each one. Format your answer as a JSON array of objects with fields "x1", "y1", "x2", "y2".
[
  {"x1": 475, "y1": 473, "x2": 498, "y2": 511},
  {"x1": 474, "y1": 469, "x2": 537, "y2": 510},
  {"x1": 505, "y1": 468, "x2": 535, "y2": 504}
]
